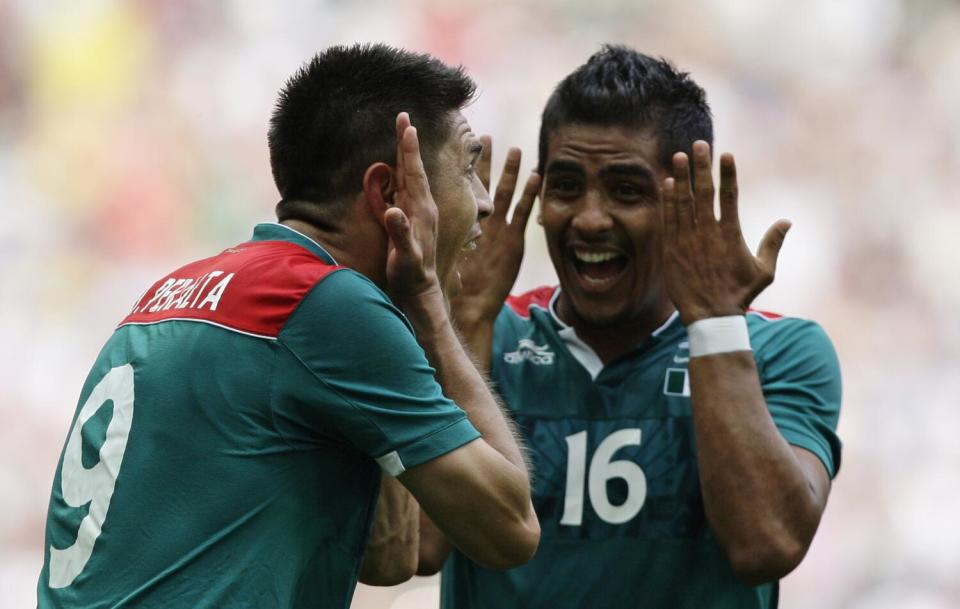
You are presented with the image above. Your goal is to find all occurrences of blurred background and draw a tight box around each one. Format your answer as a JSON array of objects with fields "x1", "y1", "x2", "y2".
[{"x1": 2, "y1": 0, "x2": 958, "y2": 607}]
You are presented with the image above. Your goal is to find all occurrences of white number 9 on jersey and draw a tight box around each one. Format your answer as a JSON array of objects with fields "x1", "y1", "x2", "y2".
[{"x1": 49, "y1": 364, "x2": 135, "y2": 589}]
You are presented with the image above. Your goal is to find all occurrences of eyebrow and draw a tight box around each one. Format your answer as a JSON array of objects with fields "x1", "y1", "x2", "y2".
[
  {"x1": 598, "y1": 163, "x2": 656, "y2": 182},
  {"x1": 544, "y1": 159, "x2": 585, "y2": 176}
]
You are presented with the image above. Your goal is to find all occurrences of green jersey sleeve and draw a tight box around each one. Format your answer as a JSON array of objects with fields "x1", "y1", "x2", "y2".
[
  {"x1": 754, "y1": 317, "x2": 842, "y2": 478},
  {"x1": 275, "y1": 270, "x2": 480, "y2": 475}
]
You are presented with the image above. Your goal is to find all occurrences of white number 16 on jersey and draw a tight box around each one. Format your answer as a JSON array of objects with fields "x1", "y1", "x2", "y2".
[
  {"x1": 560, "y1": 429, "x2": 647, "y2": 526},
  {"x1": 49, "y1": 364, "x2": 135, "y2": 589}
]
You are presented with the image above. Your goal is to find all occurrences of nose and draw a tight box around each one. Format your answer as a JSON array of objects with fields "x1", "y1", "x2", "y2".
[
  {"x1": 570, "y1": 192, "x2": 613, "y2": 235},
  {"x1": 476, "y1": 179, "x2": 493, "y2": 220}
]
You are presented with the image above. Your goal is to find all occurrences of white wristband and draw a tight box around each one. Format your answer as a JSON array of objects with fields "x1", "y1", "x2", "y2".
[{"x1": 687, "y1": 315, "x2": 751, "y2": 357}]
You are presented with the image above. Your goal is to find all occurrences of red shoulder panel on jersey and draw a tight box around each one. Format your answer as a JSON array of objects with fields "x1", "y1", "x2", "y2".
[
  {"x1": 506, "y1": 286, "x2": 557, "y2": 318},
  {"x1": 747, "y1": 308, "x2": 784, "y2": 321},
  {"x1": 119, "y1": 241, "x2": 343, "y2": 339}
]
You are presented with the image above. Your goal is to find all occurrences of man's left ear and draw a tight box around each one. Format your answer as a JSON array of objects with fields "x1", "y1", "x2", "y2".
[{"x1": 361, "y1": 162, "x2": 397, "y2": 223}]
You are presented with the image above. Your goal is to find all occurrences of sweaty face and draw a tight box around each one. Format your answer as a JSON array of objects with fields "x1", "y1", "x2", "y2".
[
  {"x1": 428, "y1": 113, "x2": 492, "y2": 292},
  {"x1": 540, "y1": 124, "x2": 671, "y2": 328}
]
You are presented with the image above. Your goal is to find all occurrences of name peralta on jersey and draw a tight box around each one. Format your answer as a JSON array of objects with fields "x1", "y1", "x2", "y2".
[
  {"x1": 38, "y1": 223, "x2": 479, "y2": 609},
  {"x1": 441, "y1": 286, "x2": 841, "y2": 609}
]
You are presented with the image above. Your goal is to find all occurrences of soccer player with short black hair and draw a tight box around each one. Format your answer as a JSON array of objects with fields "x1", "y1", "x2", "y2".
[
  {"x1": 37, "y1": 43, "x2": 539, "y2": 609},
  {"x1": 422, "y1": 44, "x2": 841, "y2": 609}
]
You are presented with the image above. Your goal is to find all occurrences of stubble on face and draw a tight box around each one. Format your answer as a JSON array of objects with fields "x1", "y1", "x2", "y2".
[{"x1": 428, "y1": 113, "x2": 489, "y2": 294}]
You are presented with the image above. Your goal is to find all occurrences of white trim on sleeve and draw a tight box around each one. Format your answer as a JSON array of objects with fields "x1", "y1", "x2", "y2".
[{"x1": 375, "y1": 450, "x2": 405, "y2": 476}]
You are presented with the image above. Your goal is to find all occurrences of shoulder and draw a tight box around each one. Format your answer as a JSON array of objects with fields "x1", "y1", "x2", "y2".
[
  {"x1": 283, "y1": 268, "x2": 413, "y2": 337},
  {"x1": 746, "y1": 309, "x2": 835, "y2": 355},
  {"x1": 746, "y1": 309, "x2": 840, "y2": 382},
  {"x1": 278, "y1": 268, "x2": 432, "y2": 385},
  {"x1": 297, "y1": 267, "x2": 393, "y2": 309},
  {"x1": 120, "y1": 240, "x2": 345, "y2": 339},
  {"x1": 504, "y1": 286, "x2": 558, "y2": 320},
  {"x1": 495, "y1": 285, "x2": 558, "y2": 341}
]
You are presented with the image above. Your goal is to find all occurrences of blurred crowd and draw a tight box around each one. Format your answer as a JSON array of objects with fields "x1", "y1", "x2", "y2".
[{"x1": 2, "y1": 1, "x2": 958, "y2": 607}]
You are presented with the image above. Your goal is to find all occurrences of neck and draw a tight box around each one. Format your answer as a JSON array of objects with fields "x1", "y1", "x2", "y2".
[
  {"x1": 556, "y1": 292, "x2": 676, "y2": 364},
  {"x1": 280, "y1": 215, "x2": 388, "y2": 289}
]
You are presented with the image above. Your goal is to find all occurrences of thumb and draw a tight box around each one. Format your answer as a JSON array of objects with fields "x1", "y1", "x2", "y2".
[
  {"x1": 384, "y1": 207, "x2": 413, "y2": 253},
  {"x1": 756, "y1": 219, "x2": 792, "y2": 273}
]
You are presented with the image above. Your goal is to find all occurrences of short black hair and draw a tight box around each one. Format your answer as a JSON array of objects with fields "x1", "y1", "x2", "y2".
[
  {"x1": 538, "y1": 45, "x2": 712, "y2": 174},
  {"x1": 268, "y1": 44, "x2": 476, "y2": 217}
]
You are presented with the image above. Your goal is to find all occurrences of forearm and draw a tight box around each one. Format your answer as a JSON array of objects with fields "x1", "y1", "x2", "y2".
[
  {"x1": 402, "y1": 294, "x2": 535, "y2": 570},
  {"x1": 688, "y1": 351, "x2": 823, "y2": 582},
  {"x1": 404, "y1": 293, "x2": 527, "y2": 475},
  {"x1": 416, "y1": 509, "x2": 452, "y2": 575},
  {"x1": 358, "y1": 475, "x2": 419, "y2": 586}
]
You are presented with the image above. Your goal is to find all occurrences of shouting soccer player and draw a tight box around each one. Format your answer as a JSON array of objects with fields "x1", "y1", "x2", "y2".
[
  {"x1": 421, "y1": 45, "x2": 842, "y2": 608},
  {"x1": 37, "y1": 44, "x2": 538, "y2": 609}
]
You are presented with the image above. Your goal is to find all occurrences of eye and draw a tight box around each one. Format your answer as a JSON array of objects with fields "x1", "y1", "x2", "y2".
[
  {"x1": 548, "y1": 177, "x2": 582, "y2": 198},
  {"x1": 465, "y1": 143, "x2": 483, "y2": 174},
  {"x1": 611, "y1": 181, "x2": 653, "y2": 203}
]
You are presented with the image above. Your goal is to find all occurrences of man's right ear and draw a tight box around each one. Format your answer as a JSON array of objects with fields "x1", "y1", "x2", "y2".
[{"x1": 362, "y1": 162, "x2": 397, "y2": 223}]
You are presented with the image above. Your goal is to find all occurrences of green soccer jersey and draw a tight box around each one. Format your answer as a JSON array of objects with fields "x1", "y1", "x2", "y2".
[
  {"x1": 38, "y1": 223, "x2": 480, "y2": 609},
  {"x1": 441, "y1": 286, "x2": 841, "y2": 609}
]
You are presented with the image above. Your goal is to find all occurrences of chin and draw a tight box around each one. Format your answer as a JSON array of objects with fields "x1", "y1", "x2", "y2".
[
  {"x1": 574, "y1": 307, "x2": 630, "y2": 328},
  {"x1": 564, "y1": 293, "x2": 632, "y2": 328}
]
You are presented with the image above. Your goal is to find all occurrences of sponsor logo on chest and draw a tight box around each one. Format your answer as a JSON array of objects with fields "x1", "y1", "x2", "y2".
[{"x1": 504, "y1": 339, "x2": 555, "y2": 366}]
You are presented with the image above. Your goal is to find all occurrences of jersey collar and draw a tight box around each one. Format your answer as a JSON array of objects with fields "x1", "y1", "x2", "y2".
[
  {"x1": 250, "y1": 223, "x2": 338, "y2": 265},
  {"x1": 546, "y1": 287, "x2": 681, "y2": 380}
]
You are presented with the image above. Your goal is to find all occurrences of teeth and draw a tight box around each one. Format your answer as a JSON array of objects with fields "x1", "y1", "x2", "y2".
[
  {"x1": 462, "y1": 240, "x2": 478, "y2": 251},
  {"x1": 574, "y1": 250, "x2": 620, "y2": 263}
]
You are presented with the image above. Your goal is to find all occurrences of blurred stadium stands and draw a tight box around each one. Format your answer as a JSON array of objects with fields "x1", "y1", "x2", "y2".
[{"x1": 2, "y1": 1, "x2": 958, "y2": 607}]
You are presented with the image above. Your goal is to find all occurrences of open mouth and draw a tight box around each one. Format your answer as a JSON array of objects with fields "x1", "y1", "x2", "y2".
[{"x1": 570, "y1": 248, "x2": 628, "y2": 290}]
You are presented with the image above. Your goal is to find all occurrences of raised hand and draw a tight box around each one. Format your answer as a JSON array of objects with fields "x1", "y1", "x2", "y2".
[
  {"x1": 661, "y1": 140, "x2": 791, "y2": 325},
  {"x1": 451, "y1": 136, "x2": 540, "y2": 329},
  {"x1": 385, "y1": 112, "x2": 442, "y2": 306}
]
